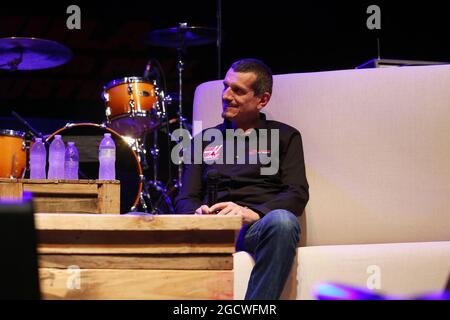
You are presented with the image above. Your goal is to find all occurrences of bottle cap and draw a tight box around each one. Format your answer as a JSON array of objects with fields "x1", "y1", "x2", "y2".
[
  {"x1": 68, "y1": 141, "x2": 75, "y2": 146},
  {"x1": 55, "y1": 135, "x2": 62, "y2": 139},
  {"x1": 35, "y1": 138, "x2": 42, "y2": 142},
  {"x1": 104, "y1": 133, "x2": 111, "y2": 137}
]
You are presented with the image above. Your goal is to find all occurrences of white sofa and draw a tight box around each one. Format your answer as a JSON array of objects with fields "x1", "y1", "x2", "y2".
[{"x1": 192, "y1": 65, "x2": 450, "y2": 299}]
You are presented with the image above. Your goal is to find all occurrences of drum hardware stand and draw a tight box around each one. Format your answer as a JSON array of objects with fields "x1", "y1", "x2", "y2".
[
  {"x1": 154, "y1": 82, "x2": 176, "y2": 213},
  {"x1": 127, "y1": 82, "x2": 137, "y2": 118},
  {"x1": 170, "y1": 23, "x2": 203, "y2": 190},
  {"x1": 175, "y1": 23, "x2": 189, "y2": 189},
  {"x1": 126, "y1": 135, "x2": 155, "y2": 213},
  {"x1": 144, "y1": 86, "x2": 174, "y2": 214},
  {"x1": 129, "y1": 132, "x2": 173, "y2": 214},
  {"x1": 21, "y1": 131, "x2": 33, "y2": 178},
  {"x1": 126, "y1": 79, "x2": 160, "y2": 214},
  {"x1": 148, "y1": 125, "x2": 175, "y2": 214},
  {"x1": 125, "y1": 87, "x2": 174, "y2": 214},
  {"x1": 105, "y1": 108, "x2": 112, "y2": 127},
  {"x1": 138, "y1": 174, "x2": 157, "y2": 213}
]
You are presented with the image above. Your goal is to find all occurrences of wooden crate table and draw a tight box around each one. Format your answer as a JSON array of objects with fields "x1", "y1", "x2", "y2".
[
  {"x1": 35, "y1": 213, "x2": 243, "y2": 300},
  {"x1": 0, "y1": 179, "x2": 120, "y2": 214}
]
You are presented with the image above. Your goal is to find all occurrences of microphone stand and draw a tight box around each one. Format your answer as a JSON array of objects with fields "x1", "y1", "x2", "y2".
[{"x1": 11, "y1": 111, "x2": 48, "y2": 146}]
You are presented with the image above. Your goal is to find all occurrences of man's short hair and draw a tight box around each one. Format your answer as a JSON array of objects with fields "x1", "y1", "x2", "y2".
[{"x1": 230, "y1": 58, "x2": 273, "y2": 96}]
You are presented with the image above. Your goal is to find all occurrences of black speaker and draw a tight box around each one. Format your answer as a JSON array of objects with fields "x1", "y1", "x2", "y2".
[{"x1": 0, "y1": 193, "x2": 40, "y2": 300}]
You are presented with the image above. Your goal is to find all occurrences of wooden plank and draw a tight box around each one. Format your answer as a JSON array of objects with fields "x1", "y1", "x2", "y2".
[
  {"x1": 20, "y1": 179, "x2": 119, "y2": 185},
  {"x1": 33, "y1": 197, "x2": 98, "y2": 214},
  {"x1": 38, "y1": 243, "x2": 236, "y2": 254},
  {"x1": 0, "y1": 180, "x2": 22, "y2": 200},
  {"x1": 35, "y1": 214, "x2": 243, "y2": 231},
  {"x1": 24, "y1": 182, "x2": 99, "y2": 195},
  {"x1": 97, "y1": 182, "x2": 120, "y2": 214},
  {"x1": 0, "y1": 178, "x2": 20, "y2": 183},
  {"x1": 37, "y1": 229, "x2": 238, "y2": 254},
  {"x1": 39, "y1": 268, "x2": 233, "y2": 299},
  {"x1": 39, "y1": 254, "x2": 233, "y2": 270},
  {"x1": 37, "y1": 230, "x2": 236, "y2": 245}
]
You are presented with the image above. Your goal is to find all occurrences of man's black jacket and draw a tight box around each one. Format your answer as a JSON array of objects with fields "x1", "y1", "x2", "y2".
[{"x1": 174, "y1": 113, "x2": 309, "y2": 217}]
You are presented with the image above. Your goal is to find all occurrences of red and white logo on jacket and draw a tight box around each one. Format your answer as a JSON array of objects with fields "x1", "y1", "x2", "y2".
[{"x1": 203, "y1": 145, "x2": 223, "y2": 161}]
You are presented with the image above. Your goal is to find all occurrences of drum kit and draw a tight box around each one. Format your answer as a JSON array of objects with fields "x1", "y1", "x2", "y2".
[{"x1": 0, "y1": 23, "x2": 217, "y2": 214}]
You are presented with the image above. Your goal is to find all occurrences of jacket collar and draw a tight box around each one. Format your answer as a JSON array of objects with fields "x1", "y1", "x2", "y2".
[{"x1": 222, "y1": 112, "x2": 268, "y2": 132}]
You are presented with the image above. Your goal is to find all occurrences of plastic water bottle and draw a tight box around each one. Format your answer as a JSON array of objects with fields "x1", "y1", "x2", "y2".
[
  {"x1": 98, "y1": 133, "x2": 116, "y2": 180},
  {"x1": 29, "y1": 138, "x2": 47, "y2": 179},
  {"x1": 64, "y1": 142, "x2": 79, "y2": 180},
  {"x1": 47, "y1": 135, "x2": 65, "y2": 179}
]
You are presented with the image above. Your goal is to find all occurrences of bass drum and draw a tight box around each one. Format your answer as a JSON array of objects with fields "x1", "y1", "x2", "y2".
[{"x1": 46, "y1": 123, "x2": 142, "y2": 213}]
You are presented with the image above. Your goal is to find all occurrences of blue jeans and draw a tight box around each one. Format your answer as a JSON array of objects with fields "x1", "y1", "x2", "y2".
[{"x1": 236, "y1": 209, "x2": 300, "y2": 300}]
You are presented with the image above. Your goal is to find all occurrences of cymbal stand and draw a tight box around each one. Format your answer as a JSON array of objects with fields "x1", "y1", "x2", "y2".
[
  {"x1": 176, "y1": 45, "x2": 185, "y2": 188},
  {"x1": 174, "y1": 23, "x2": 194, "y2": 189},
  {"x1": 151, "y1": 90, "x2": 175, "y2": 213}
]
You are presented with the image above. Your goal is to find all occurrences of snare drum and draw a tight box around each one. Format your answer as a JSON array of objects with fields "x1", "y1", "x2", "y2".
[
  {"x1": 102, "y1": 77, "x2": 161, "y2": 137},
  {"x1": 0, "y1": 130, "x2": 27, "y2": 178},
  {"x1": 46, "y1": 123, "x2": 142, "y2": 213}
]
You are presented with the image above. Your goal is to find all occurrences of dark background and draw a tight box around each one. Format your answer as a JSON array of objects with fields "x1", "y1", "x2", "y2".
[{"x1": 1, "y1": 0, "x2": 449, "y2": 128}]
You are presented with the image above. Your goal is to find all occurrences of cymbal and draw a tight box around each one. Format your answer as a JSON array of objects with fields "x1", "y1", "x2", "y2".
[
  {"x1": 145, "y1": 25, "x2": 217, "y2": 48},
  {"x1": 0, "y1": 37, "x2": 73, "y2": 71}
]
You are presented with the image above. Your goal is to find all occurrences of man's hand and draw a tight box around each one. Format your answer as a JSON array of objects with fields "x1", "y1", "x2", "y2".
[
  {"x1": 195, "y1": 205, "x2": 211, "y2": 215},
  {"x1": 209, "y1": 202, "x2": 261, "y2": 225}
]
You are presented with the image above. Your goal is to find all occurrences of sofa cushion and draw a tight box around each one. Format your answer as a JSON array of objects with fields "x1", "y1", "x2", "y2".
[
  {"x1": 233, "y1": 241, "x2": 450, "y2": 300},
  {"x1": 297, "y1": 241, "x2": 450, "y2": 299}
]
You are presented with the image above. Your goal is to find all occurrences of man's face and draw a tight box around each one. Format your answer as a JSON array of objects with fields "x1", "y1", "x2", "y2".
[{"x1": 221, "y1": 68, "x2": 268, "y2": 123}]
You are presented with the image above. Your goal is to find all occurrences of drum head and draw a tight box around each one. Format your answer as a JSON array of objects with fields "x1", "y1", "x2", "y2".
[
  {"x1": 46, "y1": 123, "x2": 142, "y2": 213},
  {"x1": 108, "y1": 112, "x2": 160, "y2": 138}
]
